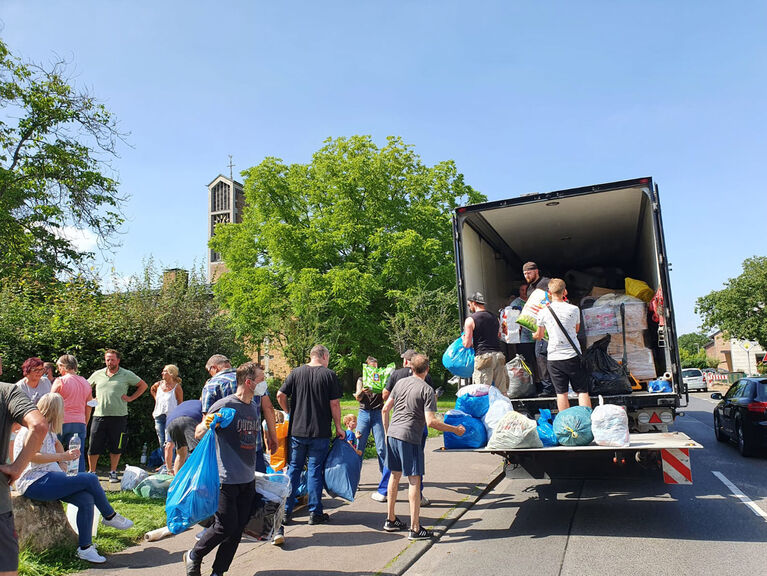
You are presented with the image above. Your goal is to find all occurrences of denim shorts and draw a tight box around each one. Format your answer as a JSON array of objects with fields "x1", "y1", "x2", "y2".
[{"x1": 385, "y1": 437, "x2": 424, "y2": 477}]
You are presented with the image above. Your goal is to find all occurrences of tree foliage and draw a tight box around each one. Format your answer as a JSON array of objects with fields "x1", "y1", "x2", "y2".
[
  {"x1": 696, "y1": 256, "x2": 767, "y2": 350},
  {"x1": 677, "y1": 332, "x2": 717, "y2": 369},
  {"x1": 211, "y1": 136, "x2": 485, "y2": 385},
  {"x1": 0, "y1": 262, "x2": 243, "y2": 456},
  {"x1": 677, "y1": 332, "x2": 710, "y2": 355},
  {"x1": 0, "y1": 38, "x2": 125, "y2": 279}
]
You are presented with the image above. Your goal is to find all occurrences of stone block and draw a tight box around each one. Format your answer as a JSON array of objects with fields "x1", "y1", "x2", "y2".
[{"x1": 11, "y1": 493, "x2": 78, "y2": 552}]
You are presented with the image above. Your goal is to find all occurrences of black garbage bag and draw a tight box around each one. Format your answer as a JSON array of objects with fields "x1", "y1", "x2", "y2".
[{"x1": 584, "y1": 336, "x2": 632, "y2": 396}]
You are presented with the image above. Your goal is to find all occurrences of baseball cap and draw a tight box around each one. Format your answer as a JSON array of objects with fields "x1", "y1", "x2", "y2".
[
  {"x1": 468, "y1": 291, "x2": 486, "y2": 304},
  {"x1": 400, "y1": 349, "x2": 416, "y2": 361},
  {"x1": 522, "y1": 262, "x2": 538, "y2": 272}
]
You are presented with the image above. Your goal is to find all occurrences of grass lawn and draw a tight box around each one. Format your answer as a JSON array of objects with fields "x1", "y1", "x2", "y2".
[{"x1": 19, "y1": 490, "x2": 167, "y2": 576}]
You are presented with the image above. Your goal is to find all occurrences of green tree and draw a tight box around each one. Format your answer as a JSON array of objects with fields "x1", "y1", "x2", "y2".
[
  {"x1": 677, "y1": 332, "x2": 710, "y2": 355},
  {"x1": 0, "y1": 262, "x2": 243, "y2": 457},
  {"x1": 211, "y1": 136, "x2": 485, "y2": 385},
  {"x1": 696, "y1": 256, "x2": 767, "y2": 349},
  {"x1": 0, "y1": 39, "x2": 125, "y2": 279}
]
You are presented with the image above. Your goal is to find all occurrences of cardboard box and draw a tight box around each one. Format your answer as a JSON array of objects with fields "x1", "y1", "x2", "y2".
[
  {"x1": 582, "y1": 302, "x2": 647, "y2": 336},
  {"x1": 588, "y1": 286, "x2": 624, "y2": 298},
  {"x1": 611, "y1": 349, "x2": 656, "y2": 380},
  {"x1": 587, "y1": 331, "x2": 647, "y2": 355}
]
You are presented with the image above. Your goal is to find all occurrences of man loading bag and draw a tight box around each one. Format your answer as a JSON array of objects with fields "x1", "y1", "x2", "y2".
[{"x1": 462, "y1": 292, "x2": 509, "y2": 395}]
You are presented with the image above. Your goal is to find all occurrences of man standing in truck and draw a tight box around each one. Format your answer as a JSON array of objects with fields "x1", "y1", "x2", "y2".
[
  {"x1": 462, "y1": 291, "x2": 509, "y2": 395},
  {"x1": 522, "y1": 262, "x2": 552, "y2": 391}
]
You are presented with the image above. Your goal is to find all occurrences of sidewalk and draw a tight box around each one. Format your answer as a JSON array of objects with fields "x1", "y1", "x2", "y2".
[{"x1": 77, "y1": 437, "x2": 504, "y2": 576}]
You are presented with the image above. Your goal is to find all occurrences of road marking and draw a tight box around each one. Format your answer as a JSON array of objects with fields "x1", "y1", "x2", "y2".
[{"x1": 712, "y1": 471, "x2": 767, "y2": 522}]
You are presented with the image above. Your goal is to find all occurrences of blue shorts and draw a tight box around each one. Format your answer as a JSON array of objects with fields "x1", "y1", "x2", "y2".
[{"x1": 385, "y1": 437, "x2": 424, "y2": 477}]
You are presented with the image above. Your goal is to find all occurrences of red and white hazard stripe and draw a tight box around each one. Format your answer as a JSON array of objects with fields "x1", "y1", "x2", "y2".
[
  {"x1": 704, "y1": 373, "x2": 728, "y2": 384},
  {"x1": 661, "y1": 448, "x2": 692, "y2": 484}
]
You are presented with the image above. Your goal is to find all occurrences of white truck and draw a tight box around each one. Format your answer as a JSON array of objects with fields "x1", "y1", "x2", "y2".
[{"x1": 452, "y1": 177, "x2": 701, "y2": 483}]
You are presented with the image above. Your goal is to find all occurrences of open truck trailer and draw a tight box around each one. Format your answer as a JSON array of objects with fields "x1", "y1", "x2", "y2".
[{"x1": 451, "y1": 178, "x2": 702, "y2": 484}]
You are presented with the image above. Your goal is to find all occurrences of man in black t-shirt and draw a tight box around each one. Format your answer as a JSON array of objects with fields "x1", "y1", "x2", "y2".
[
  {"x1": 462, "y1": 291, "x2": 509, "y2": 395},
  {"x1": 277, "y1": 345, "x2": 343, "y2": 525},
  {"x1": 522, "y1": 261, "x2": 552, "y2": 389}
]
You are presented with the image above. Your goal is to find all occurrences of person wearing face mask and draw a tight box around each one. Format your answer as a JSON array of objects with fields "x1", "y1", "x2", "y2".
[{"x1": 183, "y1": 362, "x2": 266, "y2": 576}]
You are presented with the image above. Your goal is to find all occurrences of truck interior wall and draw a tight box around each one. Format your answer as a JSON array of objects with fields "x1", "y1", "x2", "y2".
[{"x1": 460, "y1": 223, "x2": 516, "y2": 316}]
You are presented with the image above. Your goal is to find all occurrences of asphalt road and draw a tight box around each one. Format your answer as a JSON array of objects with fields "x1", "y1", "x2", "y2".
[{"x1": 405, "y1": 393, "x2": 767, "y2": 576}]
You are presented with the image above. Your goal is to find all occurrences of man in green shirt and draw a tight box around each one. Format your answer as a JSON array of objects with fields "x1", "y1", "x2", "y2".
[{"x1": 87, "y1": 349, "x2": 148, "y2": 483}]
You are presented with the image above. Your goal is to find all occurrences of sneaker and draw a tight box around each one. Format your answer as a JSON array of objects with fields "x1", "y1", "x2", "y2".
[
  {"x1": 108, "y1": 470, "x2": 119, "y2": 483},
  {"x1": 308, "y1": 512, "x2": 330, "y2": 525},
  {"x1": 77, "y1": 546, "x2": 106, "y2": 563},
  {"x1": 102, "y1": 512, "x2": 133, "y2": 530},
  {"x1": 383, "y1": 516, "x2": 406, "y2": 532},
  {"x1": 183, "y1": 549, "x2": 201, "y2": 576},
  {"x1": 420, "y1": 495, "x2": 431, "y2": 507},
  {"x1": 371, "y1": 491, "x2": 387, "y2": 502},
  {"x1": 408, "y1": 526, "x2": 433, "y2": 541},
  {"x1": 272, "y1": 525, "x2": 285, "y2": 546}
]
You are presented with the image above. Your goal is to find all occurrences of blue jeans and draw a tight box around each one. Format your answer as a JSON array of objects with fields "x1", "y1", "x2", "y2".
[
  {"x1": 154, "y1": 414, "x2": 168, "y2": 449},
  {"x1": 59, "y1": 422, "x2": 87, "y2": 475},
  {"x1": 285, "y1": 436, "x2": 328, "y2": 516},
  {"x1": 24, "y1": 472, "x2": 115, "y2": 548},
  {"x1": 378, "y1": 425, "x2": 428, "y2": 496},
  {"x1": 356, "y1": 408, "x2": 385, "y2": 470}
]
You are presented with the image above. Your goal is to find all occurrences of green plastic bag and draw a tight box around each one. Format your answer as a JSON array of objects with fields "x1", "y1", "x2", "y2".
[
  {"x1": 134, "y1": 473, "x2": 174, "y2": 499},
  {"x1": 362, "y1": 362, "x2": 395, "y2": 393}
]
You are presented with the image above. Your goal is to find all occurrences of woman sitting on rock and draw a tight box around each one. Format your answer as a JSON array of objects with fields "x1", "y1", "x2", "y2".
[{"x1": 13, "y1": 392, "x2": 134, "y2": 563}]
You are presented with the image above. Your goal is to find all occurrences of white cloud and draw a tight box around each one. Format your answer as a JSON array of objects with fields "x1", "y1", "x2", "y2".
[{"x1": 52, "y1": 226, "x2": 99, "y2": 253}]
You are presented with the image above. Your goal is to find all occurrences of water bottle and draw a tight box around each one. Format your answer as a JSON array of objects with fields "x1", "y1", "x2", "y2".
[
  {"x1": 67, "y1": 434, "x2": 81, "y2": 476},
  {"x1": 140, "y1": 443, "x2": 148, "y2": 465}
]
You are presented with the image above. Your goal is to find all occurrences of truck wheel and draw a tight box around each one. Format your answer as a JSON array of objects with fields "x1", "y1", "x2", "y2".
[
  {"x1": 736, "y1": 418, "x2": 755, "y2": 457},
  {"x1": 714, "y1": 412, "x2": 727, "y2": 443}
]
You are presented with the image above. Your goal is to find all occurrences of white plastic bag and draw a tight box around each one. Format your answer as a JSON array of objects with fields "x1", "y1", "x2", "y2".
[
  {"x1": 500, "y1": 306, "x2": 522, "y2": 344},
  {"x1": 456, "y1": 383, "x2": 491, "y2": 397},
  {"x1": 486, "y1": 411, "x2": 543, "y2": 450},
  {"x1": 591, "y1": 396, "x2": 630, "y2": 447},
  {"x1": 121, "y1": 465, "x2": 149, "y2": 491},
  {"x1": 482, "y1": 387, "x2": 514, "y2": 438}
]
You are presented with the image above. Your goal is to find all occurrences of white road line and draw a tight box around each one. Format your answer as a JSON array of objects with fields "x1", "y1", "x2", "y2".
[{"x1": 712, "y1": 471, "x2": 767, "y2": 522}]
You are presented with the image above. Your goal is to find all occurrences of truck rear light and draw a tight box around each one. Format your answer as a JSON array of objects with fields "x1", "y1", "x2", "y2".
[
  {"x1": 660, "y1": 411, "x2": 674, "y2": 423},
  {"x1": 747, "y1": 402, "x2": 767, "y2": 414}
]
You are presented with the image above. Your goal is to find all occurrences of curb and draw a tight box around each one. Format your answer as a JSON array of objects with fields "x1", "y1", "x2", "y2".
[{"x1": 379, "y1": 461, "x2": 506, "y2": 576}]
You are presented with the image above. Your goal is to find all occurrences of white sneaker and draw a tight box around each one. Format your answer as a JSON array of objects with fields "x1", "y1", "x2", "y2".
[
  {"x1": 102, "y1": 512, "x2": 133, "y2": 530},
  {"x1": 420, "y1": 495, "x2": 431, "y2": 507},
  {"x1": 371, "y1": 492, "x2": 387, "y2": 502},
  {"x1": 77, "y1": 546, "x2": 106, "y2": 563}
]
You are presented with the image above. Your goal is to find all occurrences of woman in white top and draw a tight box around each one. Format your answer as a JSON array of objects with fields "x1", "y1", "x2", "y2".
[
  {"x1": 14, "y1": 393, "x2": 133, "y2": 563},
  {"x1": 150, "y1": 364, "x2": 183, "y2": 471}
]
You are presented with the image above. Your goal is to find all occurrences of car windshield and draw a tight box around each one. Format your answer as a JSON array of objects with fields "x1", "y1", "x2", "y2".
[{"x1": 682, "y1": 369, "x2": 701, "y2": 377}]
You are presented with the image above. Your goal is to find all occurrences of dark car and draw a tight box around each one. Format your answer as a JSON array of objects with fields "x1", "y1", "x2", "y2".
[{"x1": 711, "y1": 377, "x2": 767, "y2": 456}]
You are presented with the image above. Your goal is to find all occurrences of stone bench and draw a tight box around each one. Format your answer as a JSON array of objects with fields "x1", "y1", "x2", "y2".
[{"x1": 11, "y1": 492, "x2": 77, "y2": 552}]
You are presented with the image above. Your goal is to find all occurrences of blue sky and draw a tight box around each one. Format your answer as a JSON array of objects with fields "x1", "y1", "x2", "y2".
[{"x1": 2, "y1": 1, "x2": 765, "y2": 335}]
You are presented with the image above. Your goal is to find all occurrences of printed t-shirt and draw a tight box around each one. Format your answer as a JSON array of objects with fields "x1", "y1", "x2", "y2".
[
  {"x1": 207, "y1": 394, "x2": 261, "y2": 484},
  {"x1": 0, "y1": 383, "x2": 37, "y2": 513},
  {"x1": 386, "y1": 376, "x2": 437, "y2": 446},
  {"x1": 54, "y1": 373, "x2": 92, "y2": 424},
  {"x1": 88, "y1": 367, "x2": 141, "y2": 417},
  {"x1": 537, "y1": 301, "x2": 582, "y2": 361},
  {"x1": 279, "y1": 365, "x2": 342, "y2": 438}
]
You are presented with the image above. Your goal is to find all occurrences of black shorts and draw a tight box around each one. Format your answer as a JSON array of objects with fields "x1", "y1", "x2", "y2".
[
  {"x1": 167, "y1": 416, "x2": 199, "y2": 451},
  {"x1": 548, "y1": 356, "x2": 590, "y2": 395},
  {"x1": 88, "y1": 415, "x2": 128, "y2": 455},
  {"x1": 0, "y1": 511, "x2": 18, "y2": 572}
]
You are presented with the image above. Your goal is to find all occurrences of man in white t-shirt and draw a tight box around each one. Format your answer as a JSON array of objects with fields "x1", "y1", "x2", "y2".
[{"x1": 533, "y1": 278, "x2": 592, "y2": 412}]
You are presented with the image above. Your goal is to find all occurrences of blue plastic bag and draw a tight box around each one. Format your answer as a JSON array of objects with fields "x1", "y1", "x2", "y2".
[
  {"x1": 442, "y1": 336, "x2": 475, "y2": 378},
  {"x1": 537, "y1": 408, "x2": 558, "y2": 447},
  {"x1": 455, "y1": 393, "x2": 490, "y2": 418},
  {"x1": 166, "y1": 408, "x2": 235, "y2": 534},
  {"x1": 648, "y1": 379, "x2": 672, "y2": 393},
  {"x1": 443, "y1": 410, "x2": 487, "y2": 449},
  {"x1": 553, "y1": 406, "x2": 593, "y2": 447},
  {"x1": 323, "y1": 440, "x2": 360, "y2": 502}
]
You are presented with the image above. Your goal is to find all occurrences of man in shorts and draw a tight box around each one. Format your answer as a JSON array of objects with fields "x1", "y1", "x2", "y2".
[
  {"x1": 165, "y1": 399, "x2": 203, "y2": 475},
  {"x1": 462, "y1": 291, "x2": 509, "y2": 395},
  {"x1": 87, "y1": 349, "x2": 148, "y2": 482},
  {"x1": 381, "y1": 354, "x2": 465, "y2": 540},
  {"x1": 0, "y1": 358, "x2": 48, "y2": 576},
  {"x1": 533, "y1": 278, "x2": 592, "y2": 412}
]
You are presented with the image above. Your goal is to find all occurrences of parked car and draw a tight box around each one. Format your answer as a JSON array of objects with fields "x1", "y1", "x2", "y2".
[
  {"x1": 682, "y1": 368, "x2": 707, "y2": 392},
  {"x1": 711, "y1": 377, "x2": 767, "y2": 456}
]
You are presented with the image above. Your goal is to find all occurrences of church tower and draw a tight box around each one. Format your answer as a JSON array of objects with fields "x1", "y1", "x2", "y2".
[{"x1": 207, "y1": 174, "x2": 245, "y2": 282}]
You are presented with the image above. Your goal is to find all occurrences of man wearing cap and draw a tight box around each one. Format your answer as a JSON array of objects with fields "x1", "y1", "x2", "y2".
[
  {"x1": 522, "y1": 262, "x2": 552, "y2": 390},
  {"x1": 462, "y1": 291, "x2": 509, "y2": 395}
]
